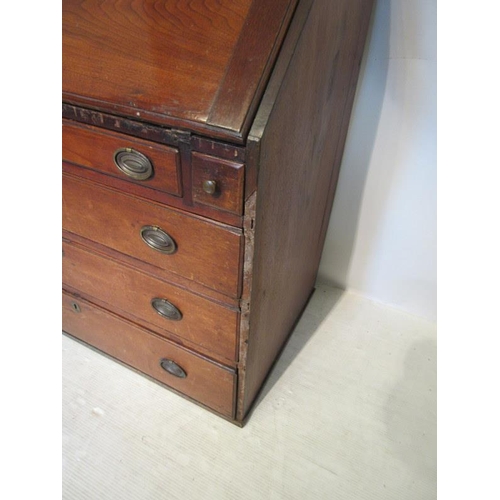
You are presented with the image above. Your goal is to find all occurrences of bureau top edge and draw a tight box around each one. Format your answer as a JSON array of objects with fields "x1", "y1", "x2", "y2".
[
  {"x1": 62, "y1": 0, "x2": 299, "y2": 144},
  {"x1": 62, "y1": 103, "x2": 247, "y2": 163}
]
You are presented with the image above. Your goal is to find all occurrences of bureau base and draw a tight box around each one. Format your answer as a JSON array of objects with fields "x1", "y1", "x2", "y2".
[
  {"x1": 63, "y1": 332, "x2": 244, "y2": 427},
  {"x1": 62, "y1": 286, "x2": 315, "y2": 426},
  {"x1": 63, "y1": 291, "x2": 236, "y2": 420}
]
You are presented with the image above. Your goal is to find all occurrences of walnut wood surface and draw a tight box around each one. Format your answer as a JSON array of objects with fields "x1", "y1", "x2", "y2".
[
  {"x1": 63, "y1": 120, "x2": 182, "y2": 197},
  {"x1": 63, "y1": 241, "x2": 239, "y2": 363},
  {"x1": 63, "y1": 292, "x2": 236, "y2": 418},
  {"x1": 238, "y1": 0, "x2": 375, "y2": 419},
  {"x1": 62, "y1": 0, "x2": 296, "y2": 142},
  {"x1": 62, "y1": 174, "x2": 242, "y2": 298}
]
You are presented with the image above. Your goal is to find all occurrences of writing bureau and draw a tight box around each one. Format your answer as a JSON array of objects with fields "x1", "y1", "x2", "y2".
[{"x1": 62, "y1": 0, "x2": 374, "y2": 425}]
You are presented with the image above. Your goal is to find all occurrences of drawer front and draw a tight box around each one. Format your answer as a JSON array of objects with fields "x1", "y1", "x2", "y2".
[
  {"x1": 62, "y1": 174, "x2": 242, "y2": 298},
  {"x1": 192, "y1": 153, "x2": 245, "y2": 215},
  {"x1": 63, "y1": 241, "x2": 239, "y2": 362},
  {"x1": 63, "y1": 292, "x2": 236, "y2": 418},
  {"x1": 62, "y1": 121, "x2": 182, "y2": 197}
]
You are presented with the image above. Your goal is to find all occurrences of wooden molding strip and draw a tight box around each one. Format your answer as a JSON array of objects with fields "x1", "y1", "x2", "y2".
[{"x1": 207, "y1": 0, "x2": 299, "y2": 136}]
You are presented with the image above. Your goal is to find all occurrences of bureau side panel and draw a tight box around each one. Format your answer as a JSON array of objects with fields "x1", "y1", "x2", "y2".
[{"x1": 239, "y1": 0, "x2": 374, "y2": 419}]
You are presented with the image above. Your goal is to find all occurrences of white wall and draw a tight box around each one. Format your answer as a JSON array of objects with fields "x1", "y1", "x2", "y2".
[{"x1": 318, "y1": 0, "x2": 437, "y2": 321}]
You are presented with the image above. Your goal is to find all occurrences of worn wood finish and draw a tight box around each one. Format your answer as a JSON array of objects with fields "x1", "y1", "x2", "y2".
[
  {"x1": 63, "y1": 292, "x2": 236, "y2": 418},
  {"x1": 62, "y1": 103, "x2": 250, "y2": 164},
  {"x1": 62, "y1": 0, "x2": 374, "y2": 424},
  {"x1": 63, "y1": 174, "x2": 242, "y2": 298},
  {"x1": 63, "y1": 0, "x2": 250, "y2": 131},
  {"x1": 62, "y1": 103, "x2": 189, "y2": 148},
  {"x1": 63, "y1": 0, "x2": 296, "y2": 143},
  {"x1": 192, "y1": 153, "x2": 245, "y2": 215},
  {"x1": 238, "y1": 0, "x2": 375, "y2": 419},
  {"x1": 207, "y1": 0, "x2": 298, "y2": 136},
  {"x1": 191, "y1": 136, "x2": 246, "y2": 163},
  {"x1": 62, "y1": 106, "x2": 252, "y2": 219},
  {"x1": 63, "y1": 121, "x2": 182, "y2": 197},
  {"x1": 63, "y1": 231, "x2": 241, "y2": 310},
  {"x1": 63, "y1": 160, "x2": 243, "y2": 228},
  {"x1": 63, "y1": 241, "x2": 239, "y2": 363}
]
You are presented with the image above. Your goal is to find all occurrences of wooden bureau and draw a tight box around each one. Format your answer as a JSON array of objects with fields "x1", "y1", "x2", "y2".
[{"x1": 62, "y1": 0, "x2": 373, "y2": 424}]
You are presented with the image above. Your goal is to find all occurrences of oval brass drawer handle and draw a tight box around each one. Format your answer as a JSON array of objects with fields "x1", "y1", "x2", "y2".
[
  {"x1": 151, "y1": 297, "x2": 183, "y2": 321},
  {"x1": 159, "y1": 358, "x2": 187, "y2": 378},
  {"x1": 114, "y1": 147, "x2": 153, "y2": 180},
  {"x1": 140, "y1": 225, "x2": 177, "y2": 254}
]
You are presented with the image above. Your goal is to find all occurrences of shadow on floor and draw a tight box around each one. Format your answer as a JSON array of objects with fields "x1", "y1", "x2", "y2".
[
  {"x1": 248, "y1": 286, "x2": 345, "y2": 418},
  {"x1": 385, "y1": 337, "x2": 437, "y2": 483}
]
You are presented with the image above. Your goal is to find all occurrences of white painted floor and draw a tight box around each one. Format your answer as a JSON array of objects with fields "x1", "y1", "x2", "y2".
[{"x1": 62, "y1": 284, "x2": 436, "y2": 500}]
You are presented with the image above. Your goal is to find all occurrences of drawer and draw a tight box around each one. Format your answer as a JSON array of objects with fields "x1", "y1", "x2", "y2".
[
  {"x1": 63, "y1": 292, "x2": 236, "y2": 418},
  {"x1": 62, "y1": 120, "x2": 182, "y2": 197},
  {"x1": 62, "y1": 174, "x2": 242, "y2": 298},
  {"x1": 192, "y1": 152, "x2": 245, "y2": 215},
  {"x1": 62, "y1": 241, "x2": 239, "y2": 362}
]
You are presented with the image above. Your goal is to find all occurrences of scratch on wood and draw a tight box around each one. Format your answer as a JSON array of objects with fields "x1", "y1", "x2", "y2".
[{"x1": 236, "y1": 191, "x2": 257, "y2": 421}]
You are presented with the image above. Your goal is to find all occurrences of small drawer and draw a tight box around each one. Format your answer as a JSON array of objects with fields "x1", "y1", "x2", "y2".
[
  {"x1": 62, "y1": 174, "x2": 242, "y2": 298},
  {"x1": 62, "y1": 241, "x2": 239, "y2": 362},
  {"x1": 62, "y1": 292, "x2": 236, "y2": 418},
  {"x1": 192, "y1": 152, "x2": 244, "y2": 215},
  {"x1": 62, "y1": 120, "x2": 182, "y2": 197}
]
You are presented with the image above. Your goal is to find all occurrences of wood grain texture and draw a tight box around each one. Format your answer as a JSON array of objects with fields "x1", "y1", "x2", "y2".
[
  {"x1": 63, "y1": 120, "x2": 182, "y2": 197},
  {"x1": 63, "y1": 160, "x2": 243, "y2": 228},
  {"x1": 192, "y1": 153, "x2": 245, "y2": 215},
  {"x1": 62, "y1": 0, "x2": 296, "y2": 142},
  {"x1": 63, "y1": 241, "x2": 239, "y2": 363},
  {"x1": 207, "y1": 0, "x2": 298, "y2": 136},
  {"x1": 62, "y1": 102, "x2": 248, "y2": 164},
  {"x1": 62, "y1": 174, "x2": 242, "y2": 298},
  {"x1": 63, "y1": 230, "x2": 241, "y2": 309},
  {"x1": 238, "y1": 0, "x2": 375, "y2": 419},
  {"x1": 63, "y1": 292, "x2": 236, "y2": 418},
  {"x1": 63, "y1": 0, "x2": 250, "y2": 126},
  {"x1": 61, "y1": 0, "x2": 375, "y2": 424}
]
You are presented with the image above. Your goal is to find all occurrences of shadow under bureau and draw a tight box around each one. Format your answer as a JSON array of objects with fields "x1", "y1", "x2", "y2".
[{"x1": 62, "y1": 0, "x2": 374, "y2": 425}]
